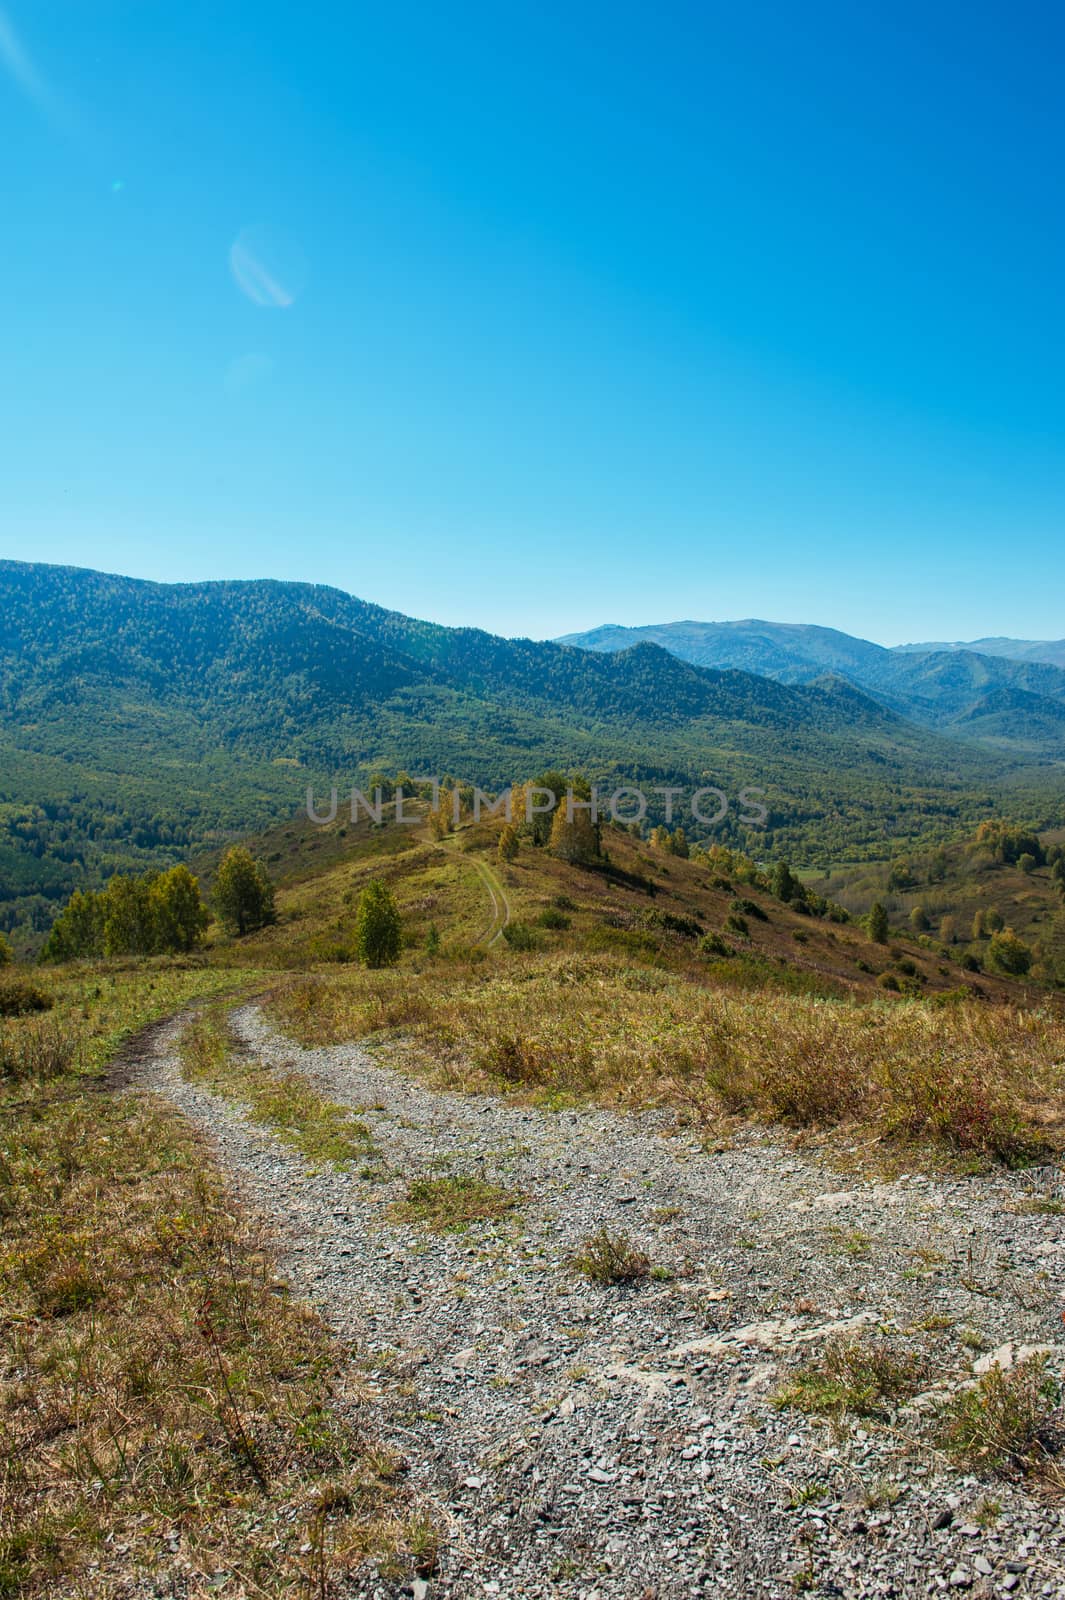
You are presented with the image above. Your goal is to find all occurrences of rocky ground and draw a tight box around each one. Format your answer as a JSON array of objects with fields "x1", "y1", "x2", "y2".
[{"x1": 128, "y1": 1003, "x2": 1065, "y2": 1599}]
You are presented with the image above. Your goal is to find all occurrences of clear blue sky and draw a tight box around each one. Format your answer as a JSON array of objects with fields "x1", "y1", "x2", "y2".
[{"x1": 2, "y1": 1, "x2": 1063, "y2": 644}]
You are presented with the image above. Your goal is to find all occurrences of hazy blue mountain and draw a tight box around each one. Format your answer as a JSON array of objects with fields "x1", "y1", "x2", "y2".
[
  {"x1": 556, "y1": 620, "x2": 892, "y2": 685},
  {"x1": 559, "y1": 619, "x2": 1065, "y2": 755},
  {"x1": 893, "y1": 637, "x2": 1065, "y2": 668}
]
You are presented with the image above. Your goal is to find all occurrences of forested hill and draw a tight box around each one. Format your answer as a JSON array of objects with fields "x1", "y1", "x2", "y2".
[{"x1": 0, "y1": 560, "x2": 1057, "y2": 952}]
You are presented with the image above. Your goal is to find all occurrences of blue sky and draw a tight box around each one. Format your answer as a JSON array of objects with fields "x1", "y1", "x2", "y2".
[{"x1": 2, "y1": 1, "x2": 1063, "y2": 644}]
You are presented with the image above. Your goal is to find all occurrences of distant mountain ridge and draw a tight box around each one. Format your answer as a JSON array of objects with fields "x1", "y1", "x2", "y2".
[
  {"x1": 557, "y1": 619, "x2": 1065, "y2": 756},
  {"x1": 894, "y1": 636, "x2": 1065, "y2": 668},
  {"x1": 3, "y1": 560, "x2": 1057, "y2": 950}
]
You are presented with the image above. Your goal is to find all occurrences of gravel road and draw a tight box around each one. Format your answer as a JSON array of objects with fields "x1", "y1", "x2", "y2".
[{"x1": 129, "y1": 1003, "x2": 1065, "y2": 1599}]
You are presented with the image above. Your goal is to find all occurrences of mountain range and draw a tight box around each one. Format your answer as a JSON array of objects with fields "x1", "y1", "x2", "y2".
[
  {"x1": 557, "y1": 621, "x2": 1065, "y2": 756},
  {"x1": 1, "y1": 561, "x2": 1060, "y2": 951}
]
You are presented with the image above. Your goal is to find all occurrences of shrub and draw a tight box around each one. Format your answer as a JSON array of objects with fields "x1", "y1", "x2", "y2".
[
  {"x1": 700, "y1": 932, "x2": 735, "y2": 958},
  {"x1": 937, "y1": 1356, "x2": 1063, "y2": 1477},
  {"x1": 537, "y1": 908, "x2": 571, "y2": 930},
  {"x1": 729, "y1": 897, "x2": 768, "y2": 922},
  {"x1": 775, "y1": 1336, "x2": 927, "y2": 1420},
  {"x1": 725, "y1": 913, "x2": 749, "y2": 936},
  {"x1": 571, "y1": 1228, "x2": 651, "y2": 1285},
  {"x1": 481, "y1": 1033, "x2": 543, "y2": 1084},
  {"x1": 502, "y1": 921, "x2": 542, "y2": 951},
  {"x1": 0, "y1": 931, "x2": 11, "y2": 966},
  {"x1": 0, "y1": 977, "x2": 55, "y2": 1017}
]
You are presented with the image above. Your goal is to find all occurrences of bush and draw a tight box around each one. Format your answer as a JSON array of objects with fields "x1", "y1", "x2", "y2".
[
  {"x1": 502, "y1": 921, "x2": 542, "y2": 951},
  {"x1": 700, "y1": 932, "x2": 735, "y2": 958},
  {"x1": 937, "y1": 1356, "x2": 1063, "y2": 1477},
  {"x1": 729, "y1": 897, "x2": 768, "y2": 922},
  {"x1": 571, "y1": 1228, "x2": 651, "y2": 1285},
  {"x1": 725, "y1": 913, "x2": 749, "y2": 936},
  {"x1": 0, "y1": 931, "x2": 12, "y2": 966},
  {"x1": 537, "y1": 908, "x2": 571, "y2": 930},
  {"x1": 775, "y1": 1336, "x2": 927, "y2": 1420},
  {"x1": 0, "y1": 977, "x2": 54, "y2": 1017}
]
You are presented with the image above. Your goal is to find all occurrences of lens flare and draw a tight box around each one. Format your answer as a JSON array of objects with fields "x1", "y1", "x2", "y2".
[{"x1": 229, "y1": 225, "x2": 306, "y2": 308}]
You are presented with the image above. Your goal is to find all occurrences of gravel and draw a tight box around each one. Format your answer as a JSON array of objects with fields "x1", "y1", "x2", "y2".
[{"x1": 127, "y1": 1003, "x2": 1065, "y2": 1599}]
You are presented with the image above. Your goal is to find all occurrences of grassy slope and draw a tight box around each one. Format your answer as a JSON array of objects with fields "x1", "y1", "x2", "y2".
[
  {"x1": 210, "y1": 805, "x2": 1065, "y2": 1172},
  {"x1": 226, "y1": 803, "x2": 1039, "y2": 1005},
  {"x1": 0, "y1": 965, "x2": 434, "y2": 1597}
]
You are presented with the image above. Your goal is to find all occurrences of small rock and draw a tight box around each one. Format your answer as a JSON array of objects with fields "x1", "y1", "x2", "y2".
[{"x1": 948, "y1": 1569, "x2": 972, "y2": 1589}]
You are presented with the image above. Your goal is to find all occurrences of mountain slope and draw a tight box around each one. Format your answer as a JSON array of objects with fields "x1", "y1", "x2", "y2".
[{"x1": 0, "y1": 560, "x2": 1056, "y2": 950}]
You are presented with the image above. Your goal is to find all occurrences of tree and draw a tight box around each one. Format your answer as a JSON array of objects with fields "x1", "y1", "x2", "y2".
[
  {"x1": 103, "y1": 874, "x2": 157, "y2": 956},
  {"x1": 425, "y1": 922, "x2": 441, "y2": 956},
  {"x1": 213, "y1": 847, "x2": 275, "y2": 937},
  {"x1": 985, "y1": 928, "x2": 1033, "y2": 977},
  {"x1": 41, "y1": 888, "x2": 105, "y2": 961},
  {"x1": 909, "y1": 905, "x2": 929, "y2": 933},
  {"x1": 0, "y1": 931, "x2": 12, "y2": 966},
  {"x1": 429, "y1": 789, "x2": 453, "y2": 839},
  {"x1": 772, "y1": 860, "x2": 799, "y2": 903},
  {"x1": 548, "y1": 804, "x2": 599, "y2": 864},
  {"x1": 150, "y1": 865, "x2": 210, "y2": 951},
  {"x1": 669, "y1": 827, "x2": 690, "y2": 859},
  {"x1": 1018, "y1": 853, "x2": 1037, "y2": 875},
  {"x1": 972, "y1": 909, "x2": 986, "y2": 940},
  {"x1": 498, "y1": 824, "x2": 519, "y2": 863},
  {"x1": 939, "y1": 914, "x2": 957, "y2": 945},
  {"x1": 868, "y1": 902, "x2": 889, "y2": 944},
  {"x1": 354, "y1": 879, "x2": 401, "y2": 968}
]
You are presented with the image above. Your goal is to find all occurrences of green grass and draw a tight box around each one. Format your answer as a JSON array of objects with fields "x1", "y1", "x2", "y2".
[
  {"x1": 180, "y1": 1011, "x2": 375, "y2": 1170},
  {"x1": 389, "y1": 1173, "x2": 520, "y2": 1232},
  {"x1": 774, "y1": 1336, "x2": 928, "y2": 1421}
]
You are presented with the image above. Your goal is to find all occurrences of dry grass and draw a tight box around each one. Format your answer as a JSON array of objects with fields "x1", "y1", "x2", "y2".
[
  {"x1": 267, "y1": 957, "x2": 1065, "y2": 1167},
  {"x1": 0, "y1": 968, "x2": 432, "y2": 1596}
]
